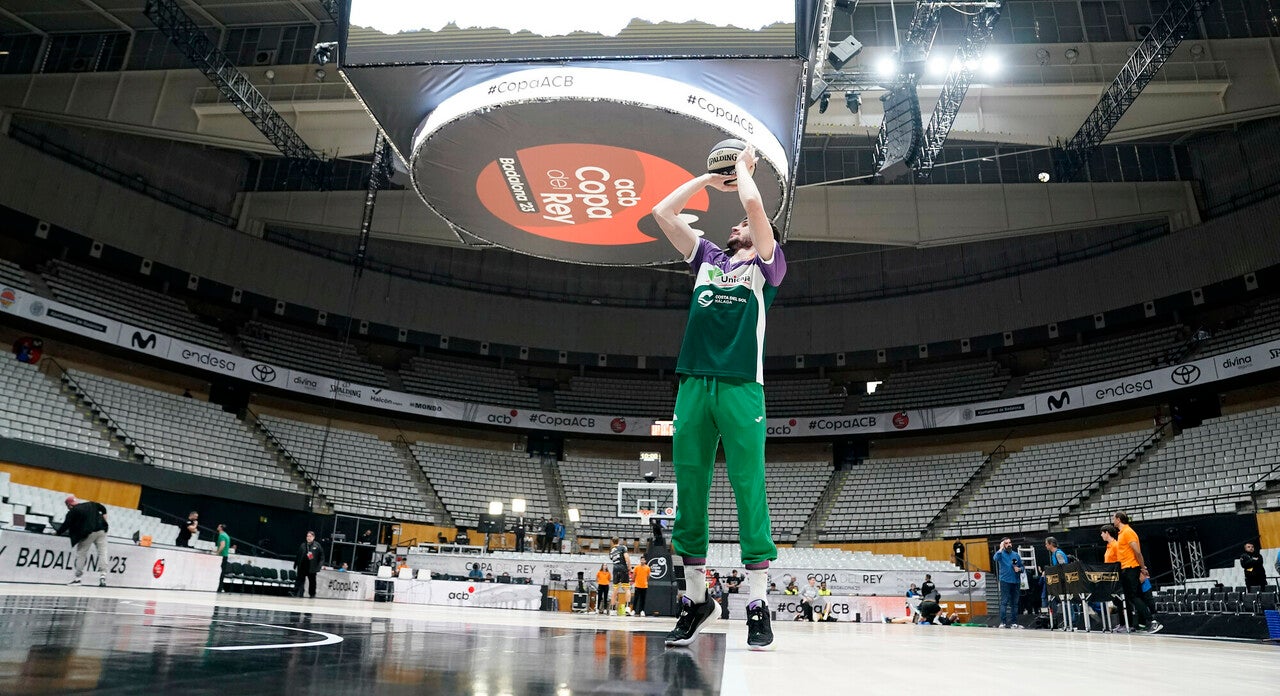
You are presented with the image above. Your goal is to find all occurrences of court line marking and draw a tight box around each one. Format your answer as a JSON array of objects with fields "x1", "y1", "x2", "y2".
[{"x1": 7, "y1": 605, "x2": 344, "y2": 651}]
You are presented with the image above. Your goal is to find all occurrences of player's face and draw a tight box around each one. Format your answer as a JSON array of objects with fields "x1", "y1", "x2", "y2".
[{"x1": 727, "y1": 218, "x2": 754, "y2": 252}]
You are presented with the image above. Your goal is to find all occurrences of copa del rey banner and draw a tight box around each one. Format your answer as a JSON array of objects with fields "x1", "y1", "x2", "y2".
[{"x1": 2, "y1": 285, "x2": 1278, "y2": 437}]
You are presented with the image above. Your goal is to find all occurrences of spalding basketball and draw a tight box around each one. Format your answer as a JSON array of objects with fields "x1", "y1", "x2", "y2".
[{"x1": 706, "y1": 138, "x2": 748, "y2": 175}]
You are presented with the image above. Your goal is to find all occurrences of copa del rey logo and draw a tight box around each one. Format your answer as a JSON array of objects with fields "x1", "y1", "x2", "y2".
[{"x1": 476, "y1": 144, "x2": 698, "y2": 246}]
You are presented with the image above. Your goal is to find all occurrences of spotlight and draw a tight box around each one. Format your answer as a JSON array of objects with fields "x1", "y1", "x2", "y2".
[
  {"x1": 314, "y1": 68, "x2": 327, "y2": 82},
  {"x1": 1038, "y1": 172, "x2": 1051, "y2": 183},
  {"x1": 981, "y1": 53, "x2": 1002, "y2": 76},
  {"x1": 845, "y1": 92, "x2": 861, "y2": 114},
  {"x1": 1036, "y1": 48, "x2": 1050, "y2": 66},
  {"x1": 1064, "y1": 48, "x2": 1079, "y2": 64},
  {"x1": 313, "y1": 41, "x2": 337, "y2": 66},
  {"x1": 828, "y1": 35, "x2": 864, "y2": 70},
  {"x1": 875, "y1": 57, "x2": 898, "y2": 79},
  {"x1": 264, "y1": 69, "x2": 276, "y2": 83},
  {"x1": 809, "y1": 75, "x2": 829, "y2": 106},
  {"x1": 1189, "y1": 43, "x2": 1205, "y2": 60},
  {"x1": 818, "y1": 92, "x2": 830, "y2": 114},
  {"x1": 927, "y1": 55, "x2": 949, "y2": 76}
]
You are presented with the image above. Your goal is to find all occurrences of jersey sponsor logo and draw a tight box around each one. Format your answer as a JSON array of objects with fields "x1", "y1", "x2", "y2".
[{"x1": 696, "y1": 289, "x2": 715, "y2": 307}]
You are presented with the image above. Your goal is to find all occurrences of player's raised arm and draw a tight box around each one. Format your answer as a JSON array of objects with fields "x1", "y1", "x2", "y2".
[
  {"x1": 652, "y1": 173, "x2": 734, "y2": 259},
  {"x1": 734, "y1": 145, "x2": 775, "y2": 262}
]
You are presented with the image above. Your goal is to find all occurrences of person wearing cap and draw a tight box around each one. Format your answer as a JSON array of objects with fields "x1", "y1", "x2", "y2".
[{"x1": 56, "y1": 495, "x2": 109, "y2": 586}]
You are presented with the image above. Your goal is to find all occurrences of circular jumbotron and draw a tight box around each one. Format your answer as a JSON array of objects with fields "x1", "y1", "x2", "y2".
[{"x1": 410, "y1": 67, "x2": 787, "y2": 266}]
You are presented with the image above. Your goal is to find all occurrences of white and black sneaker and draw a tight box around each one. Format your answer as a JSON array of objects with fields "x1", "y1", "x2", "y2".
[
  {"x1": 746, "y1": 600, "x2": 774, "y2": 651},
  {"x1": 67, "y1": 578, "x2": 81, "y2": 586},
  {"x1": 664, "y1": 596, "x2": 718, "y2": 647},
  {"x1": 1145, "y1": 621, "x2": 1164, "y2": 634}
]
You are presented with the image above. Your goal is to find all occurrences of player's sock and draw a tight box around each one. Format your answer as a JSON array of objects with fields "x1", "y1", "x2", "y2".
[
  {"x1": 746, "y1": 566, "x2": 769, "y2": 605},
  {"x1": 684, "y1": 561, "x2": 708, "y2": 603}
]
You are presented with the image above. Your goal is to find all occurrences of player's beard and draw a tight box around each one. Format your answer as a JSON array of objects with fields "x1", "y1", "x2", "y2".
[{"x1": 726, "y1": 236, "x2": 753, "y2": 254}]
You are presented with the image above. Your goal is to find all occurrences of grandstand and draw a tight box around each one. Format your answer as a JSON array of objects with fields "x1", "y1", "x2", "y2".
[
  {"x1": 1196, "y1": 297, "x2": 1280, "y2": 355},
  {"x1": 64, "y1": 369, "x2": 302, "y2": 493},
  {"x1": 410, "y1": 441, "x2": 551, "y2": 528},
  {"x1": 941, "y1": 428, "x2": 1160, "y2": 537},
  {"x1": 555, "y1": 374, "x2": 674, "y2": 417},
  {"x1": 256, "y1": 414, "x2": 432, "y2": 521},
  {"x1": 708, "y1": 460, "x2": 831, "y2": 543},
  {"x1": 241, "y1": 321, "x2": 388, "y2": 387},
  {"x1": 0, "y1": 359, "x2": 118, "y2": 457},
  {"x1": 0, "y1": 257, "x2": 34, "y2": 292},
  {"x1": 0, "y1": 474, "x2": 180, "y2": 545},
  {"x1": 819, "y1": 452, "x2": 986, "y2": 541},
  {"x1": 1065, "y1": 406, "x2": 1280, "y2": 525},
  {"x1": 1019, "y1": 325, "x2": 1187, "y2": 394},
  {"x1": 400, "y1": 355, "x2": 540, "y2": 409},
  {"x1": 764, "y1": 377, "x2": 847, "y2": 416},
  {"x1": 860, "y1": 361, "x2": 1010, "y2": 411},
  {"x1": 42, "y1": 260, "x2": 230, "y2": 350}
]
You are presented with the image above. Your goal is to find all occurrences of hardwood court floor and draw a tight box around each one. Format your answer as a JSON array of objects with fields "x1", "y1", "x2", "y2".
[{"x1": 0, "y1": 584, "x2": 1276, "y2": 695}]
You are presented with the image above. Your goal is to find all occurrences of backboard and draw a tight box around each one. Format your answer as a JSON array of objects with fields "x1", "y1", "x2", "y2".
[{"x1": 616, "y1": 482, "x2": 677, "y2": 520}]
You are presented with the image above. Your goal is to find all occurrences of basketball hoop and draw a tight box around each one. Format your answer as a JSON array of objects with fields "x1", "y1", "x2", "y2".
[{"x1": 638, "y1": 509, "x2": 653, "y2": 528}]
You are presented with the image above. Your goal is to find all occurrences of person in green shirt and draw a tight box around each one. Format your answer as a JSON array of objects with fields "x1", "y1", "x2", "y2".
[
  {"x1": 215, "y1": 523, "x2": 230, "y2": 593},
  {"x1": 652, "y1": 143, "x2": 784, "y2": 652}
]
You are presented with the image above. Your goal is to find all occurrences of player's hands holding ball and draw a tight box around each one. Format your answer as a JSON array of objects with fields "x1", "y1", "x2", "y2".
[{"x1": 736, "y1": 144, "x2": 758, "y2": 175}]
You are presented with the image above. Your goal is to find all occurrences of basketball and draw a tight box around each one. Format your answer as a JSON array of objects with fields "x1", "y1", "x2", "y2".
[{"x1": 706, "y1": 138, "x2": 749, "y2": 175}]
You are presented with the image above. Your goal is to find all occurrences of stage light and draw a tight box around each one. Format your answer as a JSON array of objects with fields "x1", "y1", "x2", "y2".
[
  {"x1": 313, "y1": 41, "x2": 336, "y2": 66},
  {"x1": 488, "y1": 501, "x2": 504, "y2": 515},
  {"x1": 1038, "y1": 172, "x2": 1051, "y2": 183},
  {"x1": 1036, "y1": 48, "x2": 1050, "y2": 66},
  {"x1": 567, "y1": 508, "x2": 580, "y2": 523},
  {"x1": 1065, "y1": 48, "x2": 1079, "y2": 64},
  {"x1": 264, "y1": 69, "x2": 276, "y2": 83},
  {"x1": 511, "y1": 498, "x2": 526, "y2": 515},
  {"x1": 828, "y1": 35, "x2": 863, "y2": 70},
  {"x1": 845, "y1": 91, "x2": 861, "y2": 114},
  {"x1": 875, "y1": 57, "x2": 898, "y2": 79},
  {"x1": 981, "y1": 53, "x2": 1002, "y2": 76},
  {"x1": 314, "y1": 68, "x2": 327, "y2": 82},
  {"x1": 818, "y1": 92, "x2": 830, "y2": 114},
  {"x1": 927, "y1": 55, "x2": 949, "y2": 76}
]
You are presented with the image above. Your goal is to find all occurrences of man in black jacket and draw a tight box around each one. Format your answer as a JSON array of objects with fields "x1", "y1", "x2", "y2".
[
  {"x1": 57, "y1": 495, "x2": 109, "y2": 587},
  {"x1": 175, "y1": 511, "x2": 199, "y2": 548},
  {"x1": 1240, "y1": 543, "x2": 1267, "y2": 591},
  {"x1": 292, "y1": 531, "x2": 323, "y2": 598}
]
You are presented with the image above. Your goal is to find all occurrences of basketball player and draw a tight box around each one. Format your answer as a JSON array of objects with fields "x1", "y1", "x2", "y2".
[{"x1": 651, "y1": 143, "x2": 782, "y2": 650}]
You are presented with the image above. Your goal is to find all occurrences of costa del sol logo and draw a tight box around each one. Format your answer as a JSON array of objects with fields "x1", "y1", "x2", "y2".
[{"x1": 697, "y1": 290, "x2": 715, "y2": 308}]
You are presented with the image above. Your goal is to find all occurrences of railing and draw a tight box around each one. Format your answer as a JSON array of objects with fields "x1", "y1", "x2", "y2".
[
  {"x1": 923, "y1": 434, "x2": 1013, "y2": 536},
  {"x1": 193, "y1": 81, "x2": 353, "y2": 105},
  {"x1": 1047, "y1": 421, "x2": 1171, "y2": 529},
  {"x1": 42, "y1": 358, "x2": 156, "y2": 465},
  {"x1": 247, "y1": 407, "x2": 326, "y2": 504}
]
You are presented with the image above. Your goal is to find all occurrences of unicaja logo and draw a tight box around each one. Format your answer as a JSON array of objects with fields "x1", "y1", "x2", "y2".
[{"x1": 697, "y1": 290, "x2": 715, "y2": 308}]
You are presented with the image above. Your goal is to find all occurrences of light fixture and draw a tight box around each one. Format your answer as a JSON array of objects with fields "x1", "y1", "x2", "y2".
[
  {"x1": 0, "y1": 50, "x2": 9, "y2": 57},
  {"x1": 1189, "y1": 44, "x2": 1205, "y2": 60},
  {"x1": 866, "y1": 380, "x2": 882, "y2": 394},
  {"x1": 1038, "y1": 171, "x2": 1051, "y2": 183},
  {"x1": 927, "y1": 55, "x2": 949, "y2": 76},
  {"x1": 313, "y1": 41, "x2": 336, "y2": 66},
  {"x1": 488, "y1": 501, "x2": 504, "y2": 515},
  {"x1": 314, "y1": 68, "x2": 326, "y2": 82},
  {"x1": 845, "y1": 91, "x2": 861, "y2": 114},
  {"x1": 511, "y1": 498, "x2": 526, "y2": 515},
  {"x1": 1064, "y1": 48, "x2": 1079, "y2": 64},
  {"x1": 1036, "y1": 48, "x2": 1050, "y2": 66},
  {"x1": 875, "y1": 57, "x2": 898, "y2": 79},
  {"x1": 818, "y1": 92, "x2": 830, "y2": 114},
  {"x1": 981, "y1": 53, "x2": 1002, "y2": 76},
  {"x1": 264, "y1": 68, "x2": 276, "y2": 83},
  {"x1": 567, "y1": 508, "x2": 580, "y2": 523},
  {"x1": 827, "y1": 35, "x2": 863, "y2": 70}
]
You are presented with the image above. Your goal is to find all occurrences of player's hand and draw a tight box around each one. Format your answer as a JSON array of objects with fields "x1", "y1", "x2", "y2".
[
  {"x1": 736, "y1": 145, "x2": 758, "y2": 172},
  {"x1": 706, "y1": 173, "x2": 738, "y2": 192}
]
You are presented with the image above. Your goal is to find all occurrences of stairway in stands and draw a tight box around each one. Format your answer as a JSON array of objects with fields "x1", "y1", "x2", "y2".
[
  {"x1": 1057, "y1": 426, "x2": 1173, "y2": 529},
  {"x1": 393, "y1": 438, "x2": 453, "y2": 527},
  {"x1": 541, "y1": 456, "x2": 570, "y2": 543},
  {"x1": 244, "y1": 412, "x2": 332, "y2": 513},
  {"x1": 795, "y1": 468, "x2": 849, "y2": 547},
  {"x1": 924, "y1": 446, "x2": 1010, "y2": 539}
]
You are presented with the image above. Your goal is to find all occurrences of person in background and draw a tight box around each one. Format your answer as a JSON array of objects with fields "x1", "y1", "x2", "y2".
[
  {"x1": 799, "y1": 577, "x2": 820, "y2": 622},
  {"x1": 293, "y1": 531, "x2": 323, "y2": 598},
  {"x1": 920, "y1": 574, "x2": 936, "y2": 599},
  {"x1": 214, "y1": 523, "x2": 230, "y2": 592},
  {"x1": 1112, "y1": 511, "x2": 1162, "y2": 634},
  {"x1": 58, "y1": 495, "x2": 109, "y2": 587},
  {"x1": 609, "y1": 537, "x2": 631, "y2": 613},
  {"x1": 1240, "y1": 543, "x2": 1267, "y2": 591},
  {"x1": 553, "y1": 519, "x2": 565, "y2": 553},
  {"x1": 992, "y1": 537, "x2": 1024, "y2": 629},
  {"x1": 953, "y1": 540, "x2": 966, "y2": 569},
  {"x1": 338, "y1": 562, "x2": 349, "y2": 573},
  {"x1": 818, "y1": 581, "x2": 832, "y2": 598},
  {"x1": 468, "y1": 562, "x2": 484, "y2": 581},
  {"x1": 1044, "y1": 537, "x2": 1069, "y2": 625},
  {"x1": 726, "y1": 570, "x2": 743, "y2": 594},
  {"x1": 767, "y1": 582, "x2": 780, "y2": 595},
  {"x1": 542, "y1": 519, "x2": 556, "y2": 553},
  {"x1": 784, "y1": 578, "x2": 799, "y2": 595},
  {"x1": 175, "y1": 511, "x2": 199, "y2": 548},
  {"x1": 513, "y1": 519, "x2": 526, "y2": 553},
  {"x1": 596, "y1": 564, "x2": 611, "y2": 615},
  {"x1": 632, "y1": 558, "x2": 651, "y2": 617}
]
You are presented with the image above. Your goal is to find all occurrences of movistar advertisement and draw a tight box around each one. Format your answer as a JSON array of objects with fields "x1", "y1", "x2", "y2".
[{"x1": 344, "y1": 2, "x2": 801, "y2": 64}]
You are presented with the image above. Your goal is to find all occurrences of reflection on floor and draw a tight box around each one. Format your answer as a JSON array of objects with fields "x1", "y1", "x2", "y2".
[
  {"x1": 1, "y1": 585, "x2": 1279, "y2": 696},
  {"x1": 0, "y1": 594, "x2": 723, "y2": 695}
]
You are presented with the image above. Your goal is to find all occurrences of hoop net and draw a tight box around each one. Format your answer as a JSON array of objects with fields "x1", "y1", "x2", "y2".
[{"x1": 638, "y1": 509, "x2": 653, "y2": 528}]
